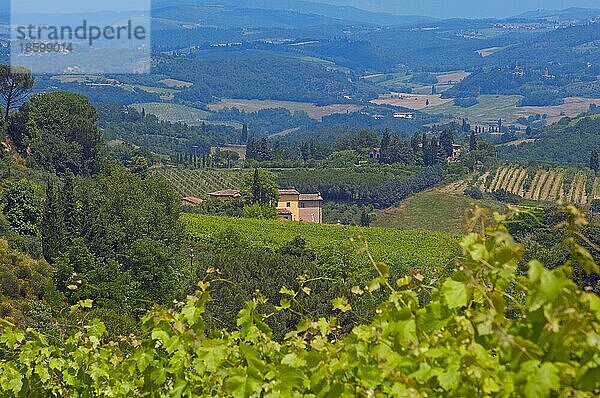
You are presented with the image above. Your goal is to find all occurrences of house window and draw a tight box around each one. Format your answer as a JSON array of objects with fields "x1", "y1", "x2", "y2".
[
  {"x1": 300, "y1": 202, "x2": 306, "y2": 208},
  {"x1": 286, "y1": 202, "x2": 291, "y2": 207}
]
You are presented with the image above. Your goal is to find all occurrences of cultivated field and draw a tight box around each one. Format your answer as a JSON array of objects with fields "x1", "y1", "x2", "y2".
[
  {"x1": 427, "y1": 95, "x2": 600, "y2": 126},
  {"x1": 519, "y1": 97, "x2": 600, "y2": 125},
  {"x1": 134, "y1": 86, "x2": 178, "y2": 101},
  {"x1": 363, "y1": 70, "x2": 469, "y2": 93},
  {"x1": 436, "y1": 71, "x2": 471, "y2": 85},
  {"x1": 370, "y1": 93, "x2": 452, "y2": 110},
  {"x1": 130, "y1": 103, "x2": 240, "y2": 128},
  {"x1": 158, "y1": 78, "x2": 194, "y2": 88},
  {"x1": 182, "y1": 213, "x2": 460, "y2": 281},
  {"x1": 208, "y1": 99, "x2": 363, "y2": 121},
  {"x1": 483, "y1": 165, "x2": 600, "y2": 205},
  {"x1": 149, "y1": 168, "x2": 245, "y2": 198},
  {"x1": 475, "y1": 46, "x2": 509, "y2": 57}
]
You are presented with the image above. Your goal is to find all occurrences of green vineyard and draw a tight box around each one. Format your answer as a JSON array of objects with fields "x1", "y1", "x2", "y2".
[
  {"x1": 181, "y1": 213, "x2": 460, "y2": 282},
  {"x1": 479, "y1": 164, "x2": 600, "y2": 205},
  {"x1": 148, "y1": 167, "x2": 244, "y2": 198}
]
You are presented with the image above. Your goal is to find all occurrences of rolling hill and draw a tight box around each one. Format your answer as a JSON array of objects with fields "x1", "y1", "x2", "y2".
[{"x1": 151, "y1": 0, "x2": 433, "y2": 26}]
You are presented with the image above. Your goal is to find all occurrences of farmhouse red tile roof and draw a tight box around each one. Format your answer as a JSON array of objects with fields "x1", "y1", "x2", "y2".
[
  {"x1": 208, "y1": 189, "x2": 240, "y2": 197},
  {"x1": 279, "y1": 188, "x2": 300, "y2": 195},
  {"x1": 299, "y1": 193, "x2": 323, "y2": 201},
  {"x1": 182, "y1": 196, "x2": 204, "y2": 205}
]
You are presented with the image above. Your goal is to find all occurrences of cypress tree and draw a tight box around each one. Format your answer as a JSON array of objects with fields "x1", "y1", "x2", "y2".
[
  {"x1": 79, "y1": 193, "x2": 109, "y2": 258},
  {"x1": 410, "y1": 133, "x2": 420, "y2": 153},
  {"x1": 469, "y1": 131, "x2": 477, "y2": 151},
  {"x1": 360, "y1": 209, "x2": 371, "y2": 227},
  {"x1": 380, "y1": 129, "x2": 391, "y2": 164},
  {"x1": 590, "y1": 150, "x2": 599, "y2": 173},
  {"x1": 246, "y1": 134, "x2": 256, "y2": 161},
  {"x1": 241, "y1": 124, "x2": 248, "y2": 143},
  {"x1": 258, "y1": 138, "x2": 271, "y2": 161},
  {"x1": 63, "y1": 171, "x2": 80, "y2": 239},
  {"x1": 251, "y1": 169, "x2": 261, "y2": 204},
  {"x1": 439, "y1": 130, "x2": 454, "y2": 158},
  {"x1": 41, "y1": 177, "x2": 67, "y2": 262},
  {"x1": 423, "y1": 137, "x2": 432, "y2": 166},
  {"x1": 381, "y1": 128, "x2": 391, "y2": 152},
  {"x1": 434, "y1": 138, "x2": 446, "y2": 164}
]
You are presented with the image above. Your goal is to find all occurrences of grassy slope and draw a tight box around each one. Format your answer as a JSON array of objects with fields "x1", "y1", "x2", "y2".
[
  {"x1": 374, "y1": 191, "x2": 506, "y2": 234},
  {"x1": 130, "y1": 103, "x2": 242, "y2": 128},
  {"x1": 182, "y1": 213, "x2": 460, "y2": 281}
]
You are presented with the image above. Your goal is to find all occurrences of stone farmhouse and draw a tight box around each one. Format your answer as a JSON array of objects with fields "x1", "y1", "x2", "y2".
[{"x1": 208, "y1": 188, "x2": 323, "y2": 223}]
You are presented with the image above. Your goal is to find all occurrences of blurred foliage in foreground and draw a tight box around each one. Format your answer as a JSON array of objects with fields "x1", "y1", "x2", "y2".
[{"x1": 0, "y1": 206, "x2": 599, "y2": 397}]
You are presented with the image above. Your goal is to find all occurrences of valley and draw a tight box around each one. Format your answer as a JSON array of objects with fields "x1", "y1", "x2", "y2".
[{"x1": 0, "y1": 1, "x2": 599, "y2": 396}]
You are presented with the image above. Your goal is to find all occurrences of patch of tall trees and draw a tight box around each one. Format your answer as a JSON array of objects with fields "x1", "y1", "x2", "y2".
[{"x1": 10, "y1": 92, "x2": 103, "y2": 175}]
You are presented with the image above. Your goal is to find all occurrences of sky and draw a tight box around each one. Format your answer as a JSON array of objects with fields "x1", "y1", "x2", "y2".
[
  {"x1": 9, "y1": 0, "x2": 150, "y2": 14},
  {"x1": 320, "y1": 0, "x2": 600, "y2": 18},
  {"x1": 5, "y1": 0, "x2": 599, "y2": 18}
]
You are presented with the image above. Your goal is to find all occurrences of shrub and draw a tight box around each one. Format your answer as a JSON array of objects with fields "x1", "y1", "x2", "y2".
[
  {"x1": 242, "y1": 203, "x2": 277, "y2": 220},
  {"x1": 465, "y1": 185, "x2": 484, "y2": 200}
]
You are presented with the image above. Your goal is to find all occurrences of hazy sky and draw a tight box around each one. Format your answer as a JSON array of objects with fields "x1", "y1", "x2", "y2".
[
  {"x1": 320, "y1": 0, "x2": 600, "y2": 18},
  {"x1": 10, "y1": 0, "x2": 150, "y2": 14},
  {"x1": 6, "y1": 0, "x2": 599, "y2": 18}
]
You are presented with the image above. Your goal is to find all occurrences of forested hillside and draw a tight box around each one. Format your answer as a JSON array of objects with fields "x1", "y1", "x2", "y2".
[{"x1": 499, "y1": 115, "x2": 600, "y2": 165}]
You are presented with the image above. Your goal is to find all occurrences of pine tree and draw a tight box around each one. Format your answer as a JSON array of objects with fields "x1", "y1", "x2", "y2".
[
  {"x1": 590, "y1": 150, "x2": 599, "y2": 173},
  {"x1": 41, "y1": 177, "x2": 67, "y2": 262}
]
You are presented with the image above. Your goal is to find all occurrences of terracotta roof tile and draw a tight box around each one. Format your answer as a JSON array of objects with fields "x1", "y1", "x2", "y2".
[
  {"x1": 299, "y1": 193, "x2": 323, "y2": 201},
  {"x1": 279, "y1": 188, "x2": 300, "y2": 196},
  {"x1": 208, "y1": 189, "x2": 241, "y2": 197}
]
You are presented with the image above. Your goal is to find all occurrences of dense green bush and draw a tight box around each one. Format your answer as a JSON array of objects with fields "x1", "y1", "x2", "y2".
[{"x1": 0, "y1": 179, "x2": 43, "y2": 237}]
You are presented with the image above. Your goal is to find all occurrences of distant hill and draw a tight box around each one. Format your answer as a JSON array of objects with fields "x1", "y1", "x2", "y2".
[
  {"x1": 314, "y1": 0, "x2": 600, "y2": 19},
  {"x1": 151, "y1": 0, "x2": 434, "y2": 26},
  {"x1": 513, "y1": 7, "x2": 600, "y2": 21}
]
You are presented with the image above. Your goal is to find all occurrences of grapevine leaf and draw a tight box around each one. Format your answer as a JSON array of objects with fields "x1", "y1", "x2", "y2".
[
  {"x1": 442, "y1": 280, "x2": 469, "y2": 309},
  {"x1": 332, "y1": 297, "x2": 352, "y2": 313}
]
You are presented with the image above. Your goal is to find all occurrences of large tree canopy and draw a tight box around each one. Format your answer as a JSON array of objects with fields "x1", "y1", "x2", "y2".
[
  {"x1": 11, "y1": 92, "x2": 103, "y2": 175},
  {"x1": 0, "y1": 65, "x2": 34, "y2": 122}
]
